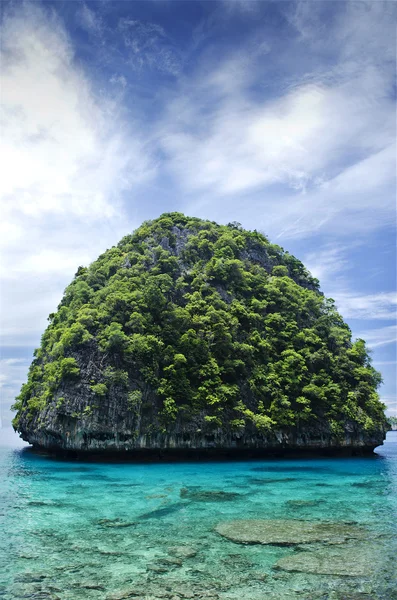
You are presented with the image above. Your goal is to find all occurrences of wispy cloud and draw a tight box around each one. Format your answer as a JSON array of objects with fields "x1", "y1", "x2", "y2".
[
  {"x1": 355, "y1": 325, "x2": 397, "y2": 349},
  {"x1": 158, "y1": 2, "x2": 395, "y2": 240},
  {"x1": 287, "y1": 1, "x2": 396, "y2": 65},
  {"x1": 302, "y1": 243, "x2": 396, "y2": 326},
  {"x1": 304, "y1": 246, "x2": 351, "y2": 283},
  {"x1": 163, "y1": 72, "x2": 394, "y2": 236},
  {"x1": 335, "y1": 293, "x2": 397, "y2": 321},
  {"x1": 381, "y1": 395, "x2": 397, "y2": 417},
  {"x1": 373, "y1": 361, "x2": 397, "y2": 367},
  {"x1": 118, "y1": 18, "x2": 182, "y2": 75},
  {"x1": 78, "y1": 3, "x2": 105, "y2": 37},
  {"x1": 0, "y1": 3, "x2": 153, "y2": 347},
  {"x1": 1, "y1": 4, "x2": 152, "y2": 223},
  {"x1": 110, "y1": 74, "x2": 127, "y2": 88}
]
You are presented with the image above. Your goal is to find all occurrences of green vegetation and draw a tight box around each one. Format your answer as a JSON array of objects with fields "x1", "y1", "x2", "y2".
[
  {"x1": 13, "y1": 212, "x2": 386, "y2": 437},
  {"x1": 387, "y1": 416, "x2": 397, "y2": 429}
]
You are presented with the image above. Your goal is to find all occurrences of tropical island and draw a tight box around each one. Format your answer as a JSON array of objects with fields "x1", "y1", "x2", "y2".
[{"x1": 13, "y1": 213, "x2": 387, "y2": 456}]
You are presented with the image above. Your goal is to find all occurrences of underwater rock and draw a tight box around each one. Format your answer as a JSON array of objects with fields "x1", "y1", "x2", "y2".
[
  {"x1": 146, "y1": 563, "x2": 169, "y2": 573},
  {"x1": 96, "y1": 518, "x2": 136, "y2": 528},
  {"x1": 215, "y1": 519, "x2": 367, "y2": 545},
  {"x1": 329, "y1": 595, "x2": 377, "y2": 600},
  {"x1": 11, "y1": 589, "x2": 60, "y2": 600},
  {"x1": 167, "y1": 546, "x2": 197, "y2": 559},
  {"x1": 180, "y1": 487, "x2": 240, "y2": 502},
  {"x1": 286, "y1": 499, "x2": 324, "y2": 508},
  {"x1": 13, "y1": 573, "x2": 47, "y2": 584},
  {"x1": 105, "y1": 591, "x2": 139, "y2": 600},
  {"x1": 351, "y1": 480, "x2": 383, "y2": 488},
  {"x1": 159, "y1": 557, "x2": 183, "y2": 567},
  {"x1": 220, "y1": 553, "x2": 253, "y2": 568},
  {"x1": 274, "y1": 548, "x2": 374, "y2": 576},
  {"x1": 248, "y1": 477, "x2": 297, "y2": 484},
  {"x1": 98, "y1": 549, "x2": 127, "y2": 556},
  {"x1": 73, "y1": 581, "x2": 106, "y2": 590}
]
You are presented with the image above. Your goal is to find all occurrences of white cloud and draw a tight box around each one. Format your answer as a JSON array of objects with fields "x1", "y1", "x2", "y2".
[
  {"x1": 334, "y1": 293, "x2": 397, "y2": 321},
  {"x1": 354, "y1": 325, "x2": 397, "y2": 349},
  {"x1": 159, "y1": 1, "x2": 395, "y2": 240},
  {"x1": 302, "y1": 244, "x2": 396, "y2": 321},
  {"x1": 287, "y1": 1, "x2": 396, "y2": 65},
  {"x1": 272, "y1": 145, "x2": 395, "y2": 240},
  {"x1": 1, "y1": 4, "x2": 151, "y2": 221},
  {"x1": 0, "y1": 3, "x2": 152, "y2": 348},
  {"x1": 162, "y1": 73, "x2": 394, "y2": 235},
  {"x1": 304, "y1": 246, "x2": 351, "y2": 283},
  {"x1": 302, "y1": 244, "x2": 396, "y2": 326},
  {"x1": 373, "y1": 361, "x2": 397, "y2": 367},
  {"x1": 78, "y1": 3, "x2": 104, "y2": 36},
  {"x1": 381, "y1": 395, "x2": 397, "y2": 417},
  {"x1": 110, "y1": 74, "x2": 127, "y2": 88},
  {"x1": 197, "y1": 62, "x2": 387, "y2": 180},
  {"x1": 118, "y1": 17, "x2": 181, "y2": 75}
]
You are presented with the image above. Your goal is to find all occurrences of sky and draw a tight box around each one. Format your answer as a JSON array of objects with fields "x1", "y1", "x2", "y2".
[{"x1": 0, "y1": 0, "x2": 396, "y2": 446}]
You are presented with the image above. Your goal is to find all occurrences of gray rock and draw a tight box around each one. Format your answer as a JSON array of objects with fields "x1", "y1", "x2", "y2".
[
  {"x1": 14, "y1": 573, "x2": 47, "y2": 584},
  {"x1": 215, "y1": 519, "x2": 367, "y2": 546},
  {"x1": 15, "y1": 219, "x2": 386, "y2": 455},
  {"x1": 167, "y1": 546, "x2": 197, "y2": 559},
  {"x1": 274, "y1": 548, "x2": 374, "y2": 577},
  {"x1": 106, "y1": 591, "x2": 138, "y2": 600},
  {"x1": 286, "y1": 499, "x2": 324, "y2": 508},
  {"x1": 96, "y1": 518, "x2": 136, "y2": 528},
  {"x1": 73, "y1": 581, "x2": 106, "y2": 590},
  {"x1": 180, "y1": 488, "x2": 240, "y2": 502}
]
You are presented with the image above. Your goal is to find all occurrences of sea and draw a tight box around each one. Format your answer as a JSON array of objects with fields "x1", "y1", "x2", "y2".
[{"x1": 0, "y1": 432, "x2": 396, "y2": 600}]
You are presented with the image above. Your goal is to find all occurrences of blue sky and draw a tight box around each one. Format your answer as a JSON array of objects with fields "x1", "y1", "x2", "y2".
[{"x1": 0, "y1": 0, "x2": 396, "y2": 444}]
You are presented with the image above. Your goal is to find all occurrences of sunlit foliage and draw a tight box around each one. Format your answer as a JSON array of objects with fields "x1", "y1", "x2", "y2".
[{"x1": 13, "y1": 213, "x2": 386, "y2": 436}]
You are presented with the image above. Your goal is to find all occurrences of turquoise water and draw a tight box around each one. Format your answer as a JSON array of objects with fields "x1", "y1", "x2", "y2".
[{"x1": 1, "y1": 434, "x2": 396, "y2": 600}]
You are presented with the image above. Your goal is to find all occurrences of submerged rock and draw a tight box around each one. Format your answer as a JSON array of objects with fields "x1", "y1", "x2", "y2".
[
  {"x1": 96, "y1": 518, "x2": 135, "y2": 528},
  {"x1": 286, "y1": 499, "x2": 324, "y2": 508},
  {"x1": 274, "y1": 547, "x2": 374, "y2": 576},
  {"x1": 180, "y1": 487, "x2": 240, "y2": 502},
  {"x1": 214, "y1": 519, "x2": 366, "y2": 546},
  {"x1": 167, "y1": 546, "x2": 197, "y2": 559},
  {"x1": 14, "y1": 573, "x2": 47, "y2": 584},
  {"x1": 73, "y1": 581, "x2": 106, "y2": 590},
  {"x1": 249, "y1": 477, "x2": 297, "y2": 484}
]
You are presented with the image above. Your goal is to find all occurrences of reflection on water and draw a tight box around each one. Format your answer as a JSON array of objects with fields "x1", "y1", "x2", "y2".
[{"x1": 0, "y1": 432, "x2": 396, "y2": 600}]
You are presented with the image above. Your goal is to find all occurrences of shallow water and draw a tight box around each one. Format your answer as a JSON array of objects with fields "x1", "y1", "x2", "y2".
[{"x1": 1, "y1": 434, "x2": 396, "y2": 600}]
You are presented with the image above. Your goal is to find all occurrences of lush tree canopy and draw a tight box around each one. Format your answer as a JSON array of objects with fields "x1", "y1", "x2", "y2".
[{"x1": 13, "y1": 213, "x2": 386, "y2": 441}]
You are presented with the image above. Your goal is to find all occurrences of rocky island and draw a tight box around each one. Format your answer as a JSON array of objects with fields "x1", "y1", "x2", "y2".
[{"x1": 13, "y1": 213, "x2": 387, "y2": 456}]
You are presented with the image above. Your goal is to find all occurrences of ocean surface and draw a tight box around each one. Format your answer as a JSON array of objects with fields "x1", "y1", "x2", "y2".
[{"x1": 1, "y1": 433, "x2": 396, "y2": 600}]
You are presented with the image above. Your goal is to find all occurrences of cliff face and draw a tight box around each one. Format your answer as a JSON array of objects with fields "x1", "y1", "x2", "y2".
[{"x1": 13, "y1": 213, "x2": 387, "y2": 455}]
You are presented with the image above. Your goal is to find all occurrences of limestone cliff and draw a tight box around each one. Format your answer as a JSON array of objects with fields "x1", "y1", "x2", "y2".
[{"x1": 13, "y1": 213, "x2": 387, "y2": 455}]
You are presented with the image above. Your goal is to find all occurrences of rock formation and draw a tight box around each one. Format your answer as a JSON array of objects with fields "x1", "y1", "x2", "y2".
[{"x1": 13, "y1": 213, "x2": 387, "y2": 455}]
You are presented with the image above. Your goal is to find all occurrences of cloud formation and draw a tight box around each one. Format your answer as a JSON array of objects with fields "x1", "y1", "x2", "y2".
[
  {"x1": 334, "y1": 293, "x2": 397, "y2": 322},
  {"x1": 0, "y1": 3, "x2": 153, "y2": 348},
  {"x1": 355, "y1": 326, "x2": 397, "y2": 350},
  {"x1": 118, "y1": 17, "x2": 182, "y2": 75},
  {"x1": 158, "y1": 2, "x2": 395, "y2": 240}
]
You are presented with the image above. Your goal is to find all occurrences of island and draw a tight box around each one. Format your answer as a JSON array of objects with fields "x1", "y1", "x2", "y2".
[{"x1": 13, "y1": 213, "x2": 387, "y2": 457}]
